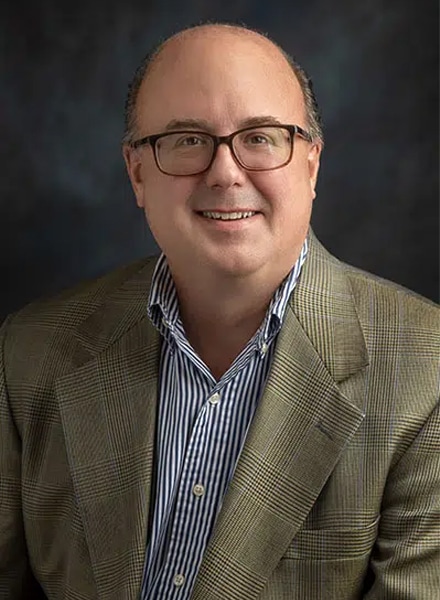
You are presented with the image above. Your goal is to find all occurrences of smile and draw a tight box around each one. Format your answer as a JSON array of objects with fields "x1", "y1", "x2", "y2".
[{"x1": 199, "y1": 211, "x2": 258, "y2": 220}]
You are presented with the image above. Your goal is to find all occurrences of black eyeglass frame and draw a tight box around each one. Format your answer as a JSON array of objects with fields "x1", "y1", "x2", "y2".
[{"x1": 129, "y1": 124, "x2": 313, "y2": 176}]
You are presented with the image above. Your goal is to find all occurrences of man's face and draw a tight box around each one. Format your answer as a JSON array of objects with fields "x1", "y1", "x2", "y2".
[{"x1": 124, "y1": 29, "x2": 322, "y2": 284}]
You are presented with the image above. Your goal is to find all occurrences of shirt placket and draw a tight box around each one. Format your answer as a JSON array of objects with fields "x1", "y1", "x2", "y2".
[{"x1": 151, "y1": 382, "x2": 235, "y2": 599}]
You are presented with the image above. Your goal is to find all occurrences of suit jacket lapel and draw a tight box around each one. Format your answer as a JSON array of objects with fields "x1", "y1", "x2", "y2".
[
  {"x1": 55, "y1": 259, "x2": 161, "y2": 599},
  {"x1": 192, "y1": 234, "x2": 369, "y2": 600}
]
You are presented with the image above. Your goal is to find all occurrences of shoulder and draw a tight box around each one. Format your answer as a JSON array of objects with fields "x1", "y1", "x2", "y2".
[
  {"x1": 342, "y1": 260, "x2": 439, "y2": 334},
  {"x1": 334, "y1": 259, "x2": 439, "y2": 415},
  {"x1": 299, "y1": 233, "x2": 439, "y2": 397},
  {"x1": 1, "y1": 255, "x2": 159, "y2": 341},
  {"x1": 1, "y1": 256, "x2": 160, "y2": 402},
  {"x1": 307, "y1": 232, "x2": 439, "y2": 331}
]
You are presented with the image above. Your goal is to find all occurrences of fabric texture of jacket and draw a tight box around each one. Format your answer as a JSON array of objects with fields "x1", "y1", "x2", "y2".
[{"x1": 1, "y1": 233, "x2": 439, "y2": 599}]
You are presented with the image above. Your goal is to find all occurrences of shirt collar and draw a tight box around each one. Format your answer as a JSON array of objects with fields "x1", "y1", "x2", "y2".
[
  {"x1": 147, "y1": 253, "x2": 179, "y2": 335},
  {"x1": 257, "y1": 236, "x2": 308, "y2": 348},
  {"x1": 147, "y1": 237, "x2": 309, "y2": 344}
]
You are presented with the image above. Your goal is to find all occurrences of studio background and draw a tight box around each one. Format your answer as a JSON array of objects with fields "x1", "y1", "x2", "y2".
[{"x1": 1, "y1": 0, "x2": 438, "y2": 322}]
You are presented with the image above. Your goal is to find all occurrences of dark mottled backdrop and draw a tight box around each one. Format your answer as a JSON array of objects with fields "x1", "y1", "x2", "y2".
[{"x1": 1, "y1": 0, "x2": 438, "y2": 321}]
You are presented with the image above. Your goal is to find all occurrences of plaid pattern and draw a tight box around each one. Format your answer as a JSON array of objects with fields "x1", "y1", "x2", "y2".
[{"x1": 1, "y1": 232, "x2": 439, "y2": 599}]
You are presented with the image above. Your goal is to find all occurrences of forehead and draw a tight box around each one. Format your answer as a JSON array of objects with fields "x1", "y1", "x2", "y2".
[{"x1": 136, "y1": 30, "x2": 306, "y2": 132}]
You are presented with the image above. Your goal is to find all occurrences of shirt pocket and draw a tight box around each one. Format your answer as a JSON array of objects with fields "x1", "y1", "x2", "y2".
[{"x1": 283, "y1": 516, "x2": 380, "y2": 561}]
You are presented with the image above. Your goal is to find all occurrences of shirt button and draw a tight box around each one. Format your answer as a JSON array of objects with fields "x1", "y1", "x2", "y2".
[
  {"x1": 208, "y1": 392, "x2": 220, "y2": 405},
  {"x1": 193, "y1": 483, "x2": 205, "y2": 497},
  {"x1": 261, "y1": 342, "x2": 269, "y2": 355},
  {"x1": 173, "y1": 573, "x2": 185, "y2": 587}
]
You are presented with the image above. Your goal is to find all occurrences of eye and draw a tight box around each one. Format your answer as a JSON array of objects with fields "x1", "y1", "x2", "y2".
[
  {"x1": 244, "y1": 132, "x2": 273, "y2": 145},
  {"x1": 239, "y1": 127, "x2": 287, "y2": 150},
  {"x1": 174, "y1": 134, "x2": 207, "y2": 147}
]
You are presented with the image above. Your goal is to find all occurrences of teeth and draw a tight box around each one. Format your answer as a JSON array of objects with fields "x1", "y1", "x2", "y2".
[{"x1": 201, "y1": 211, "x2": 257, "y2": 220}]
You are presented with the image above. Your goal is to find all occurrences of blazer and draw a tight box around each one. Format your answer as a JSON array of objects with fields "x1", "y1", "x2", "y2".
[{"x1": 1, "y1": 233, "x2": 439, "y2": 599}]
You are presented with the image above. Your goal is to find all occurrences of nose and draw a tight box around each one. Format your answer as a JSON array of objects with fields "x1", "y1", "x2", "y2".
[{"x1": 204, "y1": 142, "x2": 247, "y2": 189}]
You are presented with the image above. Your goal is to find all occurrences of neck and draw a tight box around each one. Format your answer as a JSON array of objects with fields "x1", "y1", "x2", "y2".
[{"x1": 169, "y1": 264, "x2": 290, "y2": 379}]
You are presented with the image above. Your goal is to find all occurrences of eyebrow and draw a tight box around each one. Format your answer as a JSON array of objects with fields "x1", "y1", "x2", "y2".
[
  {"x1": 165, "y1": 118, "x2": 212, "y2": 131},
  {"x1": 239, "y1": 116, "x2": 284, "y2": 128},
  {"x1": 164, "y1": 115, "x2": 284, "y2": 132}
]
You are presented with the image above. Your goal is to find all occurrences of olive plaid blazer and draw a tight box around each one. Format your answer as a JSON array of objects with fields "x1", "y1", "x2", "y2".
[{"x1": 1, "y1": 233, "x2": 439, "y2": 599}]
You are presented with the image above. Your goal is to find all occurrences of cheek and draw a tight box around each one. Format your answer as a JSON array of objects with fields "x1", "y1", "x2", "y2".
[
  {"x1": 140, "y1": 177, "x2": 195, "y2": 232},
  {"x1": 282, "y1": 162, "x2": 316, "y2": 212},
  {"x1": 255, "y1": 170, "x2": 313, "y2": 244},
  {"x1": 254, "y1": 166, "x2": 312, "y2": 212}
]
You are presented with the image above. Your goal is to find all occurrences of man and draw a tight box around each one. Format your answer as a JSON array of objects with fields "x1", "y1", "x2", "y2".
[{"x1": 0, "y1": 23, "x2": 439, "y2": 600}]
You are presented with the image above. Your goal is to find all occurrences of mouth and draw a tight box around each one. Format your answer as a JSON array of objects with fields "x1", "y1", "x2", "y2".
[{"x1": 196, "y1": 210, "x2": 260, "y2": 221}]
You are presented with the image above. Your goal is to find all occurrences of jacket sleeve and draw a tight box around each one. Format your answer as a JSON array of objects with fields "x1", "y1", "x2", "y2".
[
  {"x1": 0, "y1": 317, "x2": 46, "y2": 599},
  {"x1": 364, "y1": 399, "x2": 440, "y2": 598}
]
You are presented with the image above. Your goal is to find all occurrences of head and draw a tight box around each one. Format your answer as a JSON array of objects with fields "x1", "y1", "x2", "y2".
[{"x1": 123, "y1": 23, "x2": 323, "y2": 287}]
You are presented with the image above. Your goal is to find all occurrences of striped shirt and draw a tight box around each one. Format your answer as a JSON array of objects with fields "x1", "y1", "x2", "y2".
[{"x1": 141, "y1": 240, "x2": 308, "y2": 599}]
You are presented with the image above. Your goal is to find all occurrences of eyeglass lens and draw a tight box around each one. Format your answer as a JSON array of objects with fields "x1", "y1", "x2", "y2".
[{"x1": 155, "y1": 127, "x2": 292, "y2": 175}]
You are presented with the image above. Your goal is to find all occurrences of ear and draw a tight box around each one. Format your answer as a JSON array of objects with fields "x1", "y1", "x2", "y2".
[
  {"x1": 122, "y1": 145, "x2": 146, "y2": 208},
  {"x1": 307, "y1": 143, "x2": 322, "y2": 199}
]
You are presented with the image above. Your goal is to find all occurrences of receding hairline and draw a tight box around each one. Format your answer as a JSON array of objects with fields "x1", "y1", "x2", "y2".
[
  {"x1": 122, "y1": 23, "x2": 324, "y2": 145},
  {"x1": 142, "y1": 23, "x2": 297, "y2": 88}
]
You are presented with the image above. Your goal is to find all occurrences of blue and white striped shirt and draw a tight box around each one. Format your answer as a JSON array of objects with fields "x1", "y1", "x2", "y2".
[{"x1": 141, "y1": 240, "x2": 308, "y2": 599}]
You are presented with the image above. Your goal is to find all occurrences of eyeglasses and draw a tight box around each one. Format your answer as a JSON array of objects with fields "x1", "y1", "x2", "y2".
[{"x1": 130, "y1": 124, "x2": 312, "y2": 176}]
